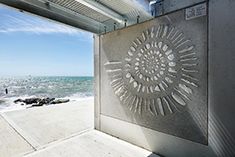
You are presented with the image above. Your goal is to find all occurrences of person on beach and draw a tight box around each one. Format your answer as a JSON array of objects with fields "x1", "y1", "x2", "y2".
[{"x1": 5, "y1": 88, "x2": 8, "y2": 94}]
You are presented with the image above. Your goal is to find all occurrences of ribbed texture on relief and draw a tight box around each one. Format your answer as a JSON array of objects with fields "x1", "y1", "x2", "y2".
[{"x1": 105, "y1": 24, "x2": 200, "y2": 117}]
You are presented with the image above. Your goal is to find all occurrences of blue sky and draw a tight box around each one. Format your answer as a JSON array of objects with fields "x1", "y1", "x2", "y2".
[{"x1": 0, "y1": 5, "x2": 93, "y2": 76}]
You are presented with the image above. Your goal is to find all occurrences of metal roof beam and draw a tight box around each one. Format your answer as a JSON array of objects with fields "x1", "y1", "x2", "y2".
[
  {"x1": 0, "y1": 0, "x2": 105, "y2": 34},
  {"x1": 76, "y1": 0, "x2": 125, "y2": 24},
  {"x1": 123, "y1": 0, "x2": 153, "y2": 18}
]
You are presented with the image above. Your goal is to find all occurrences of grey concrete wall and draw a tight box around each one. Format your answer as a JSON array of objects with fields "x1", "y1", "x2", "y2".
[
  {"x1": 94, "y1": 34, "x2": 101, "y2": 130},
  {"x1": 95, "y1": 0, "x2": 235, "y2": 156},
  {"x1": 208, "y1": 0, "x2": 235, "y2": 156},
  {"x1": 163, "y1": 0, "x2": 206, "y2": 14}
]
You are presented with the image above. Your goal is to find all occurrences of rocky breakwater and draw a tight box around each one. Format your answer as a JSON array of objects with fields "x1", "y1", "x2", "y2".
[{"x1": 14, "y1": 97, "x2": 70, "y2": 107}]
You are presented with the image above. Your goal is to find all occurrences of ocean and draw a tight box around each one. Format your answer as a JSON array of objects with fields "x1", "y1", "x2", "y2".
[{"x1": 0, "y1": 76, "x2": 94, "y2": 111}]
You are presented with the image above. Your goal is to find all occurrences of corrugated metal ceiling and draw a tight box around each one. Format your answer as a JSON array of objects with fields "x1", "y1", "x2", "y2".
[
  {"x1": 49, "y1": 0, "x2": 110, "y2": 22},
  {"x1": 0, "y1": 0, "x2": 153, "y2": 34},
  {"x1": 47, "y1": 0, "x2": 153, "y2": 33},
  {"x1": 0, "y1": 0, "x2": 208, "y2": 34},
  {"x1": 98, "y1": 0, "x2": 152, "y2": 23}
]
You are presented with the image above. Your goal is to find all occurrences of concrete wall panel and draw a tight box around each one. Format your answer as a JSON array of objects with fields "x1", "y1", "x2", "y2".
[
  {"x1": 95, "y1": 0, "x2": 235, "y2": 156},
  {"x1": 99, "y1": 8, "x2": 208, "y2": 145}
]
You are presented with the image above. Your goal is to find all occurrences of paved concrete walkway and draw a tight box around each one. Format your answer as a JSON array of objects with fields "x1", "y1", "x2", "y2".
[
  {"x1": 0, "y1": 115, "x2": 33, "y2": 157},
  {"x1": 1, "y1": 99, "x2": 94, "y2": 149},
  {"x1": 25, "y1": 130, "x2": 158, "y2": 157},
  {"x1": 0, "y1": 99, "x2": 159, "y2": 157}
]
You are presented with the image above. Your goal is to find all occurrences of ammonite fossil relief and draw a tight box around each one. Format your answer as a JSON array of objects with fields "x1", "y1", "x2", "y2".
[{"x1": 104, "y1": 24, "x2": 199, "y2": 117}]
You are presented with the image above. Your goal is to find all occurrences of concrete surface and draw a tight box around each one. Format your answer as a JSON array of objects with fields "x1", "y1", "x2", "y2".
[
  {"x1": 208, "y1": 0, "x2": 235, "y2": 156},
  {"x1": 0, "y1": 98, "x2": 159, "y2": 157},
  {"x1": 95, "y1": 1, "x2": 235, "y2": 156},
  {"x1": 99, "y1": 6, "x2": 207, "y2": 146},
  {"x1": 1, "y1": 99, "x2": 94, "y2": 149},
  {"x1": 25, "y1": 130, "x2": 159, "y2": 157},
  {"x1": 0, "y1": 115, "x2": 34, "y2": 157}
]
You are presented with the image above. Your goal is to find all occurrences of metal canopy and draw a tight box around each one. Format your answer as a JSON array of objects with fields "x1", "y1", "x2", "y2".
[{"x1": 0, "y1": 0, "x2": 153, "y2": 34}]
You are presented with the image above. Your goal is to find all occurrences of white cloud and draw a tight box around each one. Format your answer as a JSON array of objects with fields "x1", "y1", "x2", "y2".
[{"x1": 0, "y1": 7, "x2": 92, "y2": 40}]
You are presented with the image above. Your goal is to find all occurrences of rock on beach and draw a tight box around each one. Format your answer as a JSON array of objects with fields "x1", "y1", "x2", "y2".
[{"x1": 14, "y1": 97, "x2": 70, "y2": 107}]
